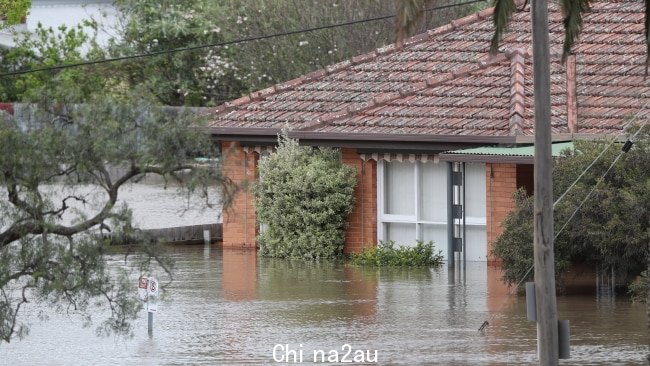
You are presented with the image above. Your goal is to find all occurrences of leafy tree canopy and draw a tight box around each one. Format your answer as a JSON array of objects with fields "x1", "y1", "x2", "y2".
[
  {"x1": 0, "y1": 80, "x2": 226, "y2": 342},
  {"x1": 0, "y1": 3, "x2": 227, "y2": 342},
  {"x1": 493, "y1": 127, "x2": 650, "y2": 290},
  {"x1": 0, "y1": 21, "x2": 107, "y2": 102},
  {"x1": 0, "y1": 0, "x2": 30, "y2": 28}
]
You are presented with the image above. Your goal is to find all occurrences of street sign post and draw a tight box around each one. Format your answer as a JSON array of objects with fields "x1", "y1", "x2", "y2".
[
  {"x1": 137, "y1": 275, "x2": 159, "y2": 336},
  {"x1": 147, "y1": 277, "x2": 159, "y2": 313},
  {"x1": 138, "y1": 276, "x2": 148, "y2": 301}
]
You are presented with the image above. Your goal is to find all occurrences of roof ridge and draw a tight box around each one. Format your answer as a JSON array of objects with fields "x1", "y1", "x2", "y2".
[
  {"x1": 213, "y1": 4, "x2": 497, "y2": 117},
  {"x1": 506, "y1": 47, "x2": 530, "y2": 135}
]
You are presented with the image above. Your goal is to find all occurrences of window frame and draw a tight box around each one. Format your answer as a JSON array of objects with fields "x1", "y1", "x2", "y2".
[{"x1": 377, "y1": 160, "x2": 486, "y2": 244}]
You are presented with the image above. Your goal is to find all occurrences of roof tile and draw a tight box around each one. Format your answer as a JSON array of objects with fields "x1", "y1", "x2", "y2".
[{"x1": 210, "y1": 0, "x2": 650, "y2": 138}]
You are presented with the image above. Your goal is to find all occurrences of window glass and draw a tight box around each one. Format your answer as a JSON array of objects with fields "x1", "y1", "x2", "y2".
[
  {"x1": 384, "y1": 161, "x2": 414, "y2": 216},
  {"x1": 378, "y1": 161, "x2": 487, "y2": 261},
  {"x1": 421, "y1": 162, "x2": 447, "y2": 222},
  {"x1": 385, "y1": 222, "x2": 417, "y2": 246},
  {"x1": 465, "y1": 163, "x2": 486, "y2": 220},
  {"x1": 464, "y1": 225, "x2": 488, "y2": 261},
  {"x1": 422, "y1": 223, "x2": 448, "y2": 258}
]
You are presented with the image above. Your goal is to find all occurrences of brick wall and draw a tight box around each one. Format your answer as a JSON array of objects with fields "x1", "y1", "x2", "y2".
[
  {"x1": 341, "y1": 148, "x2": 377, "y2": 253},
  {"x1": 485, "y1": 163, "x2": 518, "y2": 264},
  {"x1": 221, "y1": 141, "x2": 258, "y2": 248}
]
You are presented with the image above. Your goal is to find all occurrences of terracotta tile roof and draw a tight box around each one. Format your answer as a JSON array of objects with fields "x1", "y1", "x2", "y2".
[{"x1": 209, "y1": 0, "x2": 650, "y2": 140}]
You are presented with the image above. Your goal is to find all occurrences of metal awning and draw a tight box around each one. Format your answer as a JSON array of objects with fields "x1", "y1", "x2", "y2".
[{"x1": 439, "y1": 142, "x2": 575, "y2": 164}]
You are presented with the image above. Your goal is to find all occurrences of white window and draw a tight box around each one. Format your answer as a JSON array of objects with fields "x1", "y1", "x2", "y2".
[{"x1": 377, "y1": 160, "x2": 487, "y2": 261}]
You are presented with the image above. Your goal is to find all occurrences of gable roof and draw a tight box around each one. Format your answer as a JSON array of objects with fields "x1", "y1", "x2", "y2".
[{"x1": 208, "y1": 0, "x2": 650, "y2": 146}]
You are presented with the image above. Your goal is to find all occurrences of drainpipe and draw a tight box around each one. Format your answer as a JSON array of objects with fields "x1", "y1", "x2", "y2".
[
  {"x1": 244, "y1": 150, "x2": 248, "y2": 247},
  {"x1": 462, "y1": 162, "x2": 466, "y2": 267},
  {"x1": 447, "y1": 162, "x2": 454, "y2": 268}
]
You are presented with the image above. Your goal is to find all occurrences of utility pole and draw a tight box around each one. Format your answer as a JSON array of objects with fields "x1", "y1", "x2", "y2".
[
  {"x1": 531, "y1": 0, "x2": 559, "y2": 364},
  {"x1": 646, "y1": 227, "x2": 649, "y2": 364}
]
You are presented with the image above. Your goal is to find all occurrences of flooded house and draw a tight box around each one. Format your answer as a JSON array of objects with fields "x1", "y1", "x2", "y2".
[{"x1": 209, "y1": 0, "x2": 648, "y2": 263}]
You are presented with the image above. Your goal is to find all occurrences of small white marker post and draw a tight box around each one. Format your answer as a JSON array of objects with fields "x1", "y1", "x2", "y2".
[
  {"x1": 139, "y1": 276, "x2": 159, "y2": 337},
  {"x1": 203, "y1": 229, "x2": 211, "y2": 258},
  {"x1": 147, "y1": 276, "x2": 159, "y2": 336}
]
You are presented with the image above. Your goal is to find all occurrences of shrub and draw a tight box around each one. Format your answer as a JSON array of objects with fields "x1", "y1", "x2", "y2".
[
  {"x1": 493, "y1": 130, "x2": 650, "y2": 292},
  {"x1": 350, "y1": 240, "x2": 444, "y2": 267},
  {"x1": 255, "y1": 134, "x2": 356, "y2": 260},
  {"x1": 628, "y1": 271, "x2": 648, "y2": 302},
  {"x1": 492, "y1": 188, "x2": 572, "y2": 289}
]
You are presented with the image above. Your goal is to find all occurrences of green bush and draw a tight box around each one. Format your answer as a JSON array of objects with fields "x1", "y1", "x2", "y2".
[
  {"x1": 628, "y1": 271, "x2": 648, "y2": 302},
  {"x1": 493, "y1": 130, "x2": 650, "y2": 292},
  {"x1": 350, "y1": 240, "x2": 444, "y2": 267},
  {"x1": 255, "y1": 134, "x2": 356, "y2": 260}
]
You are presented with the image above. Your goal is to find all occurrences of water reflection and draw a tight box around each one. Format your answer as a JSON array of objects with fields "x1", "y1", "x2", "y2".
[
  {"x1": 0, "y1": 246, "x2": 646, "y2": 365},
  {"x1": 223, "y1": 249, "x2": 257, "y2": 301}
]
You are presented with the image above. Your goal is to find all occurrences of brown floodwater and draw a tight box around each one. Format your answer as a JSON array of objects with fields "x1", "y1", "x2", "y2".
[{"x1": 0, "y1": 246, "x2": 647, "y2": 365}]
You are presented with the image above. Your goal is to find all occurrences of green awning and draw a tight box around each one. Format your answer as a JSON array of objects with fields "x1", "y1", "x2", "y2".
[{"x1": 439, "y1": 142, "x2": 574, "y2": 163}]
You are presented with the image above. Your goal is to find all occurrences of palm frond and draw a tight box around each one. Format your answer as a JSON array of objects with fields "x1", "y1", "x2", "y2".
[
  {"x1": 395, "y1": 0, "x2": 427, "y2": 43},
  {"x1": 490, "y1": 0, "x2": 517, "y2": 54},
  {"x1": 560, "y1": 0, "x2": 591, "y2": 63}
]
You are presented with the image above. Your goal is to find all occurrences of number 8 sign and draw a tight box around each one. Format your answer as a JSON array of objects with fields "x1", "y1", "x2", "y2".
[{"x1": 147, "y1": 277, "x2": 159, "y2": 313}]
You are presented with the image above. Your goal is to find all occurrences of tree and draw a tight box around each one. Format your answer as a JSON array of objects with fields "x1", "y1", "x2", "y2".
[
  {"x1": 198, "y1": 0, "x2": 484, "y2": 94},
  {"x1": 0, "y1": 12, "x2": 227, "y2": 342},
  {"x1": 0, "y1": 84, "x2": 225, "y2": 342},
  {"x1": 493, "y1": 130, "x2": 650, "y2": 290},
  {"x1": 0, "y1": 21, "x2": 107, "y2": 102},
  {"x1": 109, "y1": 0, "x2": 248, "y2": 106},
  {"x1": 107, "y1": 0, "x2": 484, "y2": 106},
  {"x1": 0, "y1": 0, "x2": 30, "y2": 29}
]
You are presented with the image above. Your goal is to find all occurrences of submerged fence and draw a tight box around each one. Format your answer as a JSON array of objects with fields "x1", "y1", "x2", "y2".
[{"x1": 103, "y1": 223, "x2": 223, "y2": 245}]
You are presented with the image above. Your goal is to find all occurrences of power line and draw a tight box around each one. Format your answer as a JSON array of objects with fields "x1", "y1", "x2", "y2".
[
  {"x1": 0, "y1": 0, "x2": 488, "y2": 78},
  {"x1": 478, "y1": 104, "x2": 650, "y2": 331}
]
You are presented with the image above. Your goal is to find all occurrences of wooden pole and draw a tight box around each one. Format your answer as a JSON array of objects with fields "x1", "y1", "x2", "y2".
[
  {"x1": 531, "y1": 0, "x2": 559, "y2": 364},
  {"x1": 646, "y1": 227, "x2": 650, "y2": 364}
]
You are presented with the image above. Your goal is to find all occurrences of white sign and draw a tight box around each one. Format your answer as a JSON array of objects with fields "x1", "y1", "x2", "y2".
[
  {"x1": 147, "y1": 277, "x2": 159, "y2": 313},
  {"x1": 137, "y1": 276, "x2": 148, "y2": 301}
]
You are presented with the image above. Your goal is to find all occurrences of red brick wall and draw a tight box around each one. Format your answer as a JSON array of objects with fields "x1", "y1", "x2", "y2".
[
  {"x1": 221, "y1": 141, "x2": 258, "y2": 248},
  {"x1": 485, "y1": 163, "x2": 518, "y2": 264},
  {"x1": 341, "y1": 148, "x2": 377, "y2": 253}
]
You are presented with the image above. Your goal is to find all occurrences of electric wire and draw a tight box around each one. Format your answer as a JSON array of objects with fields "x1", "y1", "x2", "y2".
[
  {"x1": 479, "y1": 105, "x2": 650, "y2": 331},
  {"x1": 0, "y1": 0, "x2": 488, "y2": 78},
  {"x1": 552, "y1": 103, "x2": 649, "y2": 208},
  {"x1": 553, "y1": 122, "x2": 647, "y2": 240}
]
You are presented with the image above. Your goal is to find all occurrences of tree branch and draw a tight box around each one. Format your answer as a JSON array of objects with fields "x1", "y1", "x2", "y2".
[{"x1": 0, "y1": 164, "x2": 194, "y2": 248}]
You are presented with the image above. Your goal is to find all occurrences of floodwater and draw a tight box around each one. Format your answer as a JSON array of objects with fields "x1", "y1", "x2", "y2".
[
  {"x1": 2, "y1": 182, "x2": 222, "y2": 230},
  {"x1": 0, "y1": 246, "x2": 646, "y2": 365}
]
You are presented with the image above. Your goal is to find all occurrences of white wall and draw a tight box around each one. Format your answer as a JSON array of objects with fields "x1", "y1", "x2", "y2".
[{"x1": 1, "y1": 0, "x2": 118, "y2": 48}]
